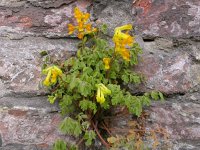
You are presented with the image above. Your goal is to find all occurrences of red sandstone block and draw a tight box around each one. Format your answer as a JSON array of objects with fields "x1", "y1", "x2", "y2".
[
  {"x1": 133, "y1": 0, "x2": 200, "y2": 38},
  {"x1": 0, "y1": 108, "x2": 68, "y2": 147},
  {"x1": 8, "y1": 109, "x2": 27, "y2": 117}
]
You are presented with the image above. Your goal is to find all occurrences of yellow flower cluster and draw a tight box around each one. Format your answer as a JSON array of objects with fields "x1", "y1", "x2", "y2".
[
  {"x1": 42, "y1": 66, "x2": 62, "y2": 86},
  {"x1": 113, "y1": 24, "x2": 134, "y2": 61},
  {"x1": 96, "y1": 83, "x2": 111, "y2": 104},
  {"x1": 68, "y1": 7, "x2": 97, "y2": 39}
]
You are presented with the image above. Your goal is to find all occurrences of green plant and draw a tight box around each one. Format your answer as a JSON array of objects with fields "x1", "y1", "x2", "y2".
[{"x1": 41, "y1": 7, "x2": 164, "y2": 150}]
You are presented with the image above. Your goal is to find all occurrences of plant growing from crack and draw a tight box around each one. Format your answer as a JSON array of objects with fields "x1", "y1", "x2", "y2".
[{"x1": 41, "y1": 7, "x2": 166, "y2": 150}]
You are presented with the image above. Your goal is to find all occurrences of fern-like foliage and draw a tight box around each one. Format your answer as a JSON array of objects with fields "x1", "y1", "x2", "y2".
[{"x1": 41, "y1": 7, "x2": 165, "y2": 150}]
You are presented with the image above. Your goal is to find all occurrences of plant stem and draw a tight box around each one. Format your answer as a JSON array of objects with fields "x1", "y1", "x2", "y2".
[
  {"x1": 77, "y1": 137, "x2": 84, "y2": 146},
  {"x1": 91, "y1": 120, "x2": 110, "y2": 148},
  {"x1": 102, "y1": 122, "x2": 113, "y2": 137}
]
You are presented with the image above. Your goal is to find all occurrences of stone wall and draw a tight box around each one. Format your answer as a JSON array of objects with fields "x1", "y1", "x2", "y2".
[{"x1": 0, "y1": 0, "x2": 200, "y2": 149}]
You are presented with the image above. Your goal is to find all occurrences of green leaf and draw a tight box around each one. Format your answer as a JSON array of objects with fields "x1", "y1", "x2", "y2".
[
  {"x1": 59, "y1": 102, "x2": 75, "y2": 115},
  {"x1": 110, "y1": 71, "x2": 117, "y2": 79},
  {"x1": 48, "y1": 95, "x2": 56, "y2": 104},
  {"x1": 77, "y1": 81, "x2": 92, "y2": 97},
  {"x1": 159, "y1": 92, "x2": 164, "y2": 101},
  {"x1": 111, "y1": 60, "x2": 120, "y2": 73},
  {"x1": 79, "y1": 100, "x2": 97, "y2": 114},
  {"x1": 83, "y1": 36, "x2": 87, "y2": 43},
  {"x1": 77, "y1": 112, "x2": 88, "y2": 122},
  {"x1": 141, "y1": 96, "x2": 151, "y2": 106},
  {"x1": 40, "y1": 50, "x2": 48, "y2": 57},
  {"x1": 53, "y1": 140, "x2": 66, "y2": 150},
  {"x1": 124, "y1": 93, "x2": 143, "y2": 116},
  {"x1": 130, "y1": 43, "x2": 143, "y2": 65},
  {"x1": 62, "y1": 94, "x2": 73, "y2": 105},
  {"x1": 122, "y1": 74, "x2": 129, "y2": 83},
  {"x1": 81, "y1": 121, "x2": 90, "y2": 131},
  {"x1": 108, "y1": 84, "x2": 124, "y2": 105},
  {"x1": 130, "y1": 74, "x2": 141, "y2": 84},
  {"x1": 69, "y1": 77, "x2": 80, "y2": 91},
  {"x1": 59, "y1": 118, "x2": 82, "y2": 137},
  {"x1": 95, "y1": 38, "x2": 108, "y2": 51},
  {"x1": 59, "y1": 94, "x2": 76, "y2": 115},
  {"x1": 101, "y1": 100, "x2": 110, "y2": 109},
  {"x1": 111, "y1": 94, "x2": 124, "y2": 105},
  {"x1": 64, "y1": 57, "x2": 75, "y2": 67},
  {"x1": 83, "y1": 67, "x2": 93, "y2": 75},
  {"x1": 84, "y1": 130, "x2": 96, "y2": 146},
  {"x1": 133, "y1": 100, "x2": 142, "y2": 116},
  {"x1": 151, "y1": 91, "x2": 159, "y2": 101},
  {"x1": 100, "y1": 24, "x2": 108, "y2": 34},
  {"x1": 69, "y1": 145, "x2": 78, "y2": 150}
]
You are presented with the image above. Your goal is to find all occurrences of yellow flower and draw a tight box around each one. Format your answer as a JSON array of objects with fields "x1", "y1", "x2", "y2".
[
  {"x1": 51, "y1": 68, "x2": 62, "y2": 84},
  {"x1": 78, "y1": 22, "x2": 84, "y2": 32},
  {"x1": 116, "y1": 24, "x2": 132, "y2": 31},
  {"x1": 85, "y1": 23, "x2": 92, "y2": 32},
  {"x1": 113, "y1": 29, "x2": 133, "y2": 45},
  {"x1": 42, "y1": 66, "x2": 62, "y2": 86},
  {"x1": 68, "y1": 24, "x2": 75, "y2": 35},
  {"x1": 51, "y1": 72, "x2": 57, "y2": 84},
  {"x1": 43, "y1": 70, "x2": 51, "y2": 86},
  {"x1": 126, "y1": 35, "x2": 134, "y2": 46},
  {"x1": 98, "y1": 83, "x2": 111, "y2": 95},
  {"x1": 78, "y1": 32, "x2": 84, "y2": 39},
  {"x1": 113, "y1": 24, "x2": 134, "y2": 61},
  {"x1": 92, "y1": 28, "x2": 98, "y2": 32},
  {"x1": 96, "y1": 88, "x2": 105, "y2": 104},
  {"x1": 68, "y1": 7, "x2": 97, "y2": 39},
  {"x1": 84, "y1": 27, "x2": 98, "y2": 35},
  {"x1": 83, "y1": 13, "x2": 90, "y2": 23},
  {"x1": 103, "y1": 57, "x2": 111, "y2": 70},
  {"x1": 96, "y1": 83, "x2": 111, "y2": 104},
  {"x1": 120, "y1": 48, "x2": 130, "y2": 61},
  {"x1": 74, "y1": 7, "x2": 90, "y2": 23},
  {"x1": 74, "y1": 7, "x2": 83, "y2": 22}
]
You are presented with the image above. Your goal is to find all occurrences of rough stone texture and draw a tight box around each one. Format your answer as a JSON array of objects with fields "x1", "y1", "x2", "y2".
[
  {"x1": 27, "y1": 0, "x2": 75, "y2": 8},
  {"x1": 92, "y1": 0, "x2": 200, "y2": 95},
  {"x1": 133, "y1": 0, "x2": 200, "y2": 40},
  {"x1": 0, "y1": 37, "x2": 77, "y2": 95},
  {"x1": 132, "y1": 39, "x2": 193, "y2": 94},
  {"x1": 0, "y1": 96, "x2": 59, "y2": 112},
  {"x1": 0, "y1": 0, "x2": 26, "y2": 7},
  {"x1": 0, "y1": 0, "x2": 92, "y2": 39},
  {"x1": 0, "y1": 97, "x2": 72, "y2": 150},
  {"x1": 93, "y1": 0, "x2": 133, "y2": 36},
  {"x1": 146, "y1": 93, "x2": 200, "y2": 149},
  {"x1": 0, "y1": 0, "x2": 200, "y2": 149}
]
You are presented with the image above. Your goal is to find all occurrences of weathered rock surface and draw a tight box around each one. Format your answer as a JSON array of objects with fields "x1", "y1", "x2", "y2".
[
  {"x1": 0, "y1": 0, "x2": 200, "y2": 149},
  {"x1": 27, "y1": 0, "x2": 75, "y2": 8},
  {"x1": 0, "y1": 96, "x2": 69, "y2": 150},
  {"x1": 93, "y1": 0, "x2": 133, "y2": 36},
  {"x1": 0, "y1": 37, "x2": 77, "y2": 95},
  {"x1": 146, "y1": 93, "x2": 200, "y2": 149},
  {"x1": 133, "y1": 0, "x2": 200, "y2": 40},
  {"x1": 0, "y1": 0, "x2": 92, "y2": 38},
  {"x1": 132, "y1": 39, "x2": 197, "y2": 94}
]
